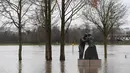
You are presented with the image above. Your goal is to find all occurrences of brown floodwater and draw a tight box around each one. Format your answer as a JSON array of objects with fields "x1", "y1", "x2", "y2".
[{"x1": 0, "y1": 45, "x2": 130, "y2": 73}]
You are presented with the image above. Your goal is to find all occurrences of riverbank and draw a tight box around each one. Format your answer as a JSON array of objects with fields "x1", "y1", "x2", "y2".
[{"x1": 0, "y1": 41, "x2": 130, "y2": 45}]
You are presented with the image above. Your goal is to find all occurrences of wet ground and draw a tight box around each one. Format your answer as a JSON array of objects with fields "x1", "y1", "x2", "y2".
[{"x1": 0, "y1": 45, "x2": 130, "y2": 73}]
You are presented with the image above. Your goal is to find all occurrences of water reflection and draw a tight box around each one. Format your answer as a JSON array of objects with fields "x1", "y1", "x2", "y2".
[
  {"x1": 18, "y1": 61, "x2": 22, "y2": 73},
  {"x1": 78, "y1": 60, "x2": 101, "y2": 73},
  {"x1": 45, "y1": 61, "x2": 52, "y2": 73},
  {"x1": 0, "y1": 45, "x2": 130, "y2": 73},
  {"x1": 60, "y1": 61, "x2": 65, "y2": 73},
  {"x1": 103, "y1": 60, "x2": 108, "y2": 73}
]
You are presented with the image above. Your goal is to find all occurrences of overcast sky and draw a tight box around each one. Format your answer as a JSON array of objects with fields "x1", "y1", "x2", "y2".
[
  {"x1": 121, "y1": 0, "x2": 130, "y2": 28},
  {"x1": 72, "y1": 0, "x2": 130, "y2": 29}
]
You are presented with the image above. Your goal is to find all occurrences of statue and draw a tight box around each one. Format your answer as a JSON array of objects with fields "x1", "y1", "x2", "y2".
[
  {"x1": 78, "y1": 33, "x2": 87, "y2": 59},
  {"x1": 84, "y1": 33, "x2": 99, "y2": 59},
  {"x1": 78, "y1": 33, "x2": 99, "y2": 60}
]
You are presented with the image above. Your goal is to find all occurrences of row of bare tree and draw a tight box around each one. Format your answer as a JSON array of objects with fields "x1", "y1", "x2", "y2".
[
  {"x1": 0, "y1": 0, "x2": 85, "y2": 61},
  {"x1": 0, "y1": 25, "x2": 101, "y2": 43},
  {"x1": 0, "y1": 0, "x2": 127, "y2": 61},
  {"x1": 0, "y1": 25, "x2": 126, "y2": 44}
]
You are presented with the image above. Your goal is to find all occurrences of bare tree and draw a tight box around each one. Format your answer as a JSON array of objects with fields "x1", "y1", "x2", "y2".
[
  {"x1": 56, "y1": 0, "x2": 85, "y2": 60},
  {"x1": 82, "y1": 0, "x2": 126, "y2": 59},
  {"x1": 30, "y1": 0, "x2": 57, "y2": 60},
  {"x1": 0, "y1": 0, "x2": 33, "y2": 60},
  {"x1": 29, "y1": 0, "x2": 57, "y2": 27}
]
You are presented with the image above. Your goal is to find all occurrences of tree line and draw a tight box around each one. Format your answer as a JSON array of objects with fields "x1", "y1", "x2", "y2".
[
  {"x1": 0, "y1": 25, "x2": 103, "y2": 44},
  {"x1": 0, "y1": 24, "x2": 127, "y2": 44}
]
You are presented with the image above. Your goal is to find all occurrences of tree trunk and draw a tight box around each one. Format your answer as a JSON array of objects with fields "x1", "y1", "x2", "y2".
[
  {"x1": 104, "y1": 31, "x2": 107, "y2": 59},
  {"x1": 45, "y1": 41, "x2": 52, "y2": 60},
  {"x1": 18, "y1": 0, "x2": 22, "y2": 61},
  {"x1": 45, "y1": 0, "x2": 52, "y2": 61},
  {"x1": 60, "y1": 0, "x2": 65, "y2": 61},
  {"x1": 48, "y1": 0, "x2": 52, "y2": 60},
  {"x1": 18, "y1": 27, "x2": 22, "y2": 61}
]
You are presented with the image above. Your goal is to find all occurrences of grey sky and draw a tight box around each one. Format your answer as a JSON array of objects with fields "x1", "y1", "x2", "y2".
[
  {"x1": 123, "y1": 0, "x2": 130, "y2": 5},
  {"x1": 72, "y1": 0, "x2": 130, "y2": 28},
  {"x1": 121, "y1": 0, "x2": 130, "y2": 28}
]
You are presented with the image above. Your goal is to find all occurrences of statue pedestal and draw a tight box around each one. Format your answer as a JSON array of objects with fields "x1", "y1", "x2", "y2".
[{"x1": 78, "y1": 59, "x2": 101, "y2": 67}]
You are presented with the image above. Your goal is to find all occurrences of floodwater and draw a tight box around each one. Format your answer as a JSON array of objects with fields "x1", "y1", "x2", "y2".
[{"x1": 0, "y1": 45, "x2": 130, "y2": 73}]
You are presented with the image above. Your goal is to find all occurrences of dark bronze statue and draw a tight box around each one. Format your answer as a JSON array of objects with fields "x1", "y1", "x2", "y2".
[
  {"x1": 78, "y1": 33, "x2": 87, "y2": 59},
  {"x1": 79, "y1": 33, "x2": 99, "y2": 60}
]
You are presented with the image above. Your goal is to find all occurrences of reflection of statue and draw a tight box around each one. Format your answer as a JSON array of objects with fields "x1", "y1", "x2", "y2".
[
  {"x1": 84, "y1": 34, "x2": 99, "y2": 59},
  {"x1": 79, "y1": 33, "x2": 87, "y2": 59},
  {"x1": 78, "y1": 66, "x2": 99, "y2": 73}
]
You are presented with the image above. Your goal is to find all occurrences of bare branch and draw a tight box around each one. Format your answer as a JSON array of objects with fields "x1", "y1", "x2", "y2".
[
  {"x1": 51, "y1": 0, "x2": 57, "y2": 12},
  {"x1": 1, "y1": 2, "x2": 19, "y2": 28},
  {"x1": 56, "y1": 0, "x2": 62, "y2": 18},
  {"x1": 65, "y1": 1, "x2": 85, "y2": 16},
  {"x1": 65, "y1": 0, "x2": 73, "y2": 11},
  {"x1": 65, "y1": 14, "x2": 73, "y2": 34},
  {"x1": 21, "y1": 3, "x2": 33, "y2": 19},
  {"x1": 5, "y1": 0, "x2": 18, "y2": 12},
  {"x1": 29, "y1": 0, "x2": 42, "y2": 6},
  {"x1": 65, "y1": 1, "x2": 85, "y2": 23}
]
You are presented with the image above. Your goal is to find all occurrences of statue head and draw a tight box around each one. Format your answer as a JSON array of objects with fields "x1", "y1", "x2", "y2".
[
  {"x1": 83, "y1": 33, "x2": 88, "y2": 38},
  {"x1": 88, "y1": 33, "x2": 91, "y2": 37}
]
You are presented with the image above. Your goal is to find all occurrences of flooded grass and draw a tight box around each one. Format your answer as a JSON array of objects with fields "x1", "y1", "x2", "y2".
[{"x1": 0, "y1": 45, "x2": 130, "y2": 73}]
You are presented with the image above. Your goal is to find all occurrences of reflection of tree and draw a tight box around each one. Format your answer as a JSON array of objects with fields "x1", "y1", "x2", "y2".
[
  {"x1": 103, "y1": 60, "x2": 108, "y2": 73},
  {"x1": 60, "y1": 61, "x2": 65, "y2": 73},
  {"x1": 45, "y1": 61, "x2": 52, "y2": 73},
  {"x1": 18, "y1": 61, "x2": 22, "y2": 73}
]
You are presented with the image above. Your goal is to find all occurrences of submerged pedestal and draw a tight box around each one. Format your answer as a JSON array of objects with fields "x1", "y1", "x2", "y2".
[
  {"x1": 78, "y1": 59, "x2": 101, "y2": 67},
  {"x1": 78, "y1": 59, "x2": 101, "y2": 73}
]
